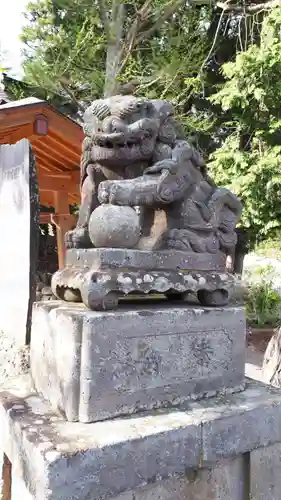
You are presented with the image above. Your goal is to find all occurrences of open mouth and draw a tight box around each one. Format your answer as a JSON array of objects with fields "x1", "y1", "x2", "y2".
[
  {"x1": 93, "y1": 130, "x2": 152, "y2": 151},
  {"x1": 101, "y1": 139, "x2": 138, "y2": 150}
]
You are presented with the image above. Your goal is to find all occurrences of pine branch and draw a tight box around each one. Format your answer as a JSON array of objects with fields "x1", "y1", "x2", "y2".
[
  {"x1": 117, "y1": 0, "x2": 185, "y2": 78},
  {"x1": 136, "y1": 0, "x2": 185, "y2": 44},
  {"x1": 199, "y1": 2, "x2": 228, "y2": 76},
  {"x1": 116, "y1": 18, "x2": 141, "y2": 76},
  {"x1": 114, "y1": 0, "x2": 154, "y2": 78},
  {"x1": 59, "y1": 81, "x2": 86, "y2": 112}
]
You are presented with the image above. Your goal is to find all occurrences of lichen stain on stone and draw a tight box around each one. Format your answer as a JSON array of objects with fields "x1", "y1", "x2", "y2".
[
  {"x1": 184, "y1": 275, "x2": 198, "y2": 287},
  {"x1": 134, "y1": 340, "x2": 161, "y2": 377},
  {"x1": 98, "y1": 274, "x2": 111, "y2": 283},
  {"x1": 117, "y1": 275, "x2": 133, "y2": 285},
  {"x1": 198, "y1": 277, "x2": 206, "y2": 285},
  {"x1": 219, "y1": 273, "x2": 229, "y2": 280},
  {"x1": 193, "y1": 308, "x2": 205, "y2": 315},
  {"x1": 143, "y1": 274, "x2": 154, "y2": 283},
  {"x1": 153, "y1": 277, "x2": 170, "y2": 292},
  {"x1": 45, "y1": 450, "x2": 62, "y2": 463}
]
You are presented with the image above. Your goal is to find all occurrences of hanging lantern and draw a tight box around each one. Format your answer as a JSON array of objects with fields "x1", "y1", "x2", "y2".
[{"x1": 34, "y1": 114, "x2": 48, "y2": 136}]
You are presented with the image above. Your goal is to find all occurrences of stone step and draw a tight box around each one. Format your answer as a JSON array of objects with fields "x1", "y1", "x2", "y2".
[{"x1": 1, "y1": 376, "x2": 281, "y2": 500}]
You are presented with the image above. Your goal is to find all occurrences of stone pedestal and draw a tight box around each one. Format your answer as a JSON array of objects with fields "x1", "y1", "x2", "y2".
[
  {"x1": 51, "y1": 248, "x2": 235, "y2": 310},
  {"x1": 30, "y1": 302, "x2": 245, "y2": 423},
  {"x1": 1, "y1": 376, "x2": 281, "y2": 500}
]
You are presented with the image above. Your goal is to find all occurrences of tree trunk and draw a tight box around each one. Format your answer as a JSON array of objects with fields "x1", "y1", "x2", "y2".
[{"x1": 104, "y1": 1, "x2": 125, "y2": 97}]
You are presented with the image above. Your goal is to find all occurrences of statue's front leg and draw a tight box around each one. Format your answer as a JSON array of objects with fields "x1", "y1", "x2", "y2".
[
  {"x1": 98, "y1": 154, "x2": 194, "y2": 207},
  {"x1": 98, "y1": 175, "x2": 162, "y2": 206},
  {"x1": 65, "y1": 166, "x2": 105, "y2": 249}
]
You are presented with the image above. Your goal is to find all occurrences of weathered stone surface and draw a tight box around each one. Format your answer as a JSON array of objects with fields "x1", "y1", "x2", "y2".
[
  {"x1": 112, "y1": 456, "x2": 246, "y2": 500},
  {"x1": 55, "y1": 248, "x2": 232, "y2": 310},
  {"x1": 89, "y1": 205, "x2": 141, "y2": 248},
  {"x1": 202, "y1": 382, "x2": 281, "y2": 461},
  {"x1": 250, "y1": 442, "x2": 281, "y2": 500},
  {"x1": 65, "y1": 248, "x2": 226, "y2": 272},
  {"x1": 30, "y1": 302, "x2": 245, "y2": 422},
  {"x1": 52, "y1": 263, "x2": 235, "y2": 310},
  {"x1": 0, "y1": 375, "x2": 201, "y2": 500},
  {"x1": 30, "y1": 302, "x2": 83, "y2": 421},
  {"x1": 0, "y1": 377, "x2": 281, "y2": 500}
]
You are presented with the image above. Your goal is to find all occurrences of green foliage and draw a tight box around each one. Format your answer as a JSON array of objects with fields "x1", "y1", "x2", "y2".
[
  {"x1": 22, "y1": 0, "x2": 106, "y2": 104},
  {"x1": 209, "y1": 6, "x2": 281, "y2": 243},
  {"x1": 21, "y1": 0, "x2": 211, "y2": 107},
  {"x1": 19, "y1": 0, "x2": 281, "y2": 245},
  {"x1": 254, "y1": 239, "x2": 281, "y2": 260},
  {"x1": 244, "y1": 265, "x2": 281, "y2": 328},
  {"x1": 20, "y1": 0, "x2": 258, "y2": 153}
]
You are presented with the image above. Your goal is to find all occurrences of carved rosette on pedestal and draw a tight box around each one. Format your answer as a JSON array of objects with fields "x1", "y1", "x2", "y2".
[{"x1": 51, "y1": 95, "x2": 242, "y2": 311}]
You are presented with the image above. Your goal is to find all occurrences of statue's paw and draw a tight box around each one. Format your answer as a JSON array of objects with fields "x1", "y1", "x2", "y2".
[
  {"x1": 144, "y1": 160, "x2": 177, "y2": 175},
  {"x1": 65, "y1": 228, "x2": 92, "y2": 249},
  {"x1": 98, "y1": 181, "x2": 111, "y2": 204},
  {"x1": 98, "y1": 181, "x2": 132, "y2": 206}
]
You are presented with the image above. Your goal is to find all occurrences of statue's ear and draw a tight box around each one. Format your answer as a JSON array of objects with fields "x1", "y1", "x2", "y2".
[
  {"x1": 150, "y1": 100, "x2": 175, "y2": 120},
  {"x1": 83, "y1": 112, "x2": 101, "y2": 136}
]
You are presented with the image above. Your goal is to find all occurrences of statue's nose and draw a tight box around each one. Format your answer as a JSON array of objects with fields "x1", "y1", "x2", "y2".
[{"x1": 102, "y1": 117, "x2": 126, "y2": 134}]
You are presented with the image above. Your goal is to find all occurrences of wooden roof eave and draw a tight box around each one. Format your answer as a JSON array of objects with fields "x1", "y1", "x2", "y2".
[{"x1": 0, "y1": 98, "x2": 83, "y2": 206}]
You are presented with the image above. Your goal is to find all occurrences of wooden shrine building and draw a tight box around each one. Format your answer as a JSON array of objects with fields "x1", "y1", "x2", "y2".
[{"x1": 0, "y1": 97, "x2": 84, "y2": 268}]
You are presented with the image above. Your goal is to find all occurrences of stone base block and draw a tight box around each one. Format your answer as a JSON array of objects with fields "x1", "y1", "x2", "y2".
[
  {"x1": 113, "y1": 457, "x2": 247, "y2": 500},
  {"x1": 1, "y1": 377, "x2": 281, "y2": 499},
  {"x1": 30, "y1": 302, "x2": 246, "y2": 422}
]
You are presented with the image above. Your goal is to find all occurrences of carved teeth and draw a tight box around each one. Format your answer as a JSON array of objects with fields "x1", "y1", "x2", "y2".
[{"x1": 95, "y1": 140, "x2": 138, "y2": 151}]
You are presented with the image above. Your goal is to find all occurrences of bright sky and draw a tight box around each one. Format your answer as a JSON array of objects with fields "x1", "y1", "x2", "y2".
[{"x1": 0, "y1": 0, "x2": 30, "y2": 78}]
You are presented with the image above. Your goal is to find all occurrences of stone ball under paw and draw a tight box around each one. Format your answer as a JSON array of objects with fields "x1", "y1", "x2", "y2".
[{"x1": 89, "y1": 204, "x2": 141, "y2": 248}]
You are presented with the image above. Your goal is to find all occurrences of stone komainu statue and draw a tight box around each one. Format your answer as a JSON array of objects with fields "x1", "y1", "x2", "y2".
[{"x1": 52, "y1": 95, "x2": 242, "y2": 310}]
